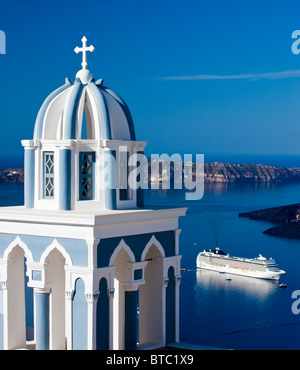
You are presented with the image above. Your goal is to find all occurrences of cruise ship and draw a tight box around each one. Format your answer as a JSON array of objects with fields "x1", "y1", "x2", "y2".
[{"x1": 197, "y1": 248, "x2": 285, "y2": 280}]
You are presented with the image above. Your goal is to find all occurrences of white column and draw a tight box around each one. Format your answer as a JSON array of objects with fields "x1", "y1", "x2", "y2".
[
  {"x1": 174, "y1": 274, "x2": 182, "y2": 342},
  {"x1": 1, "y1": 281, "x2": 8, "y2": 350},
  {"x1": 65, "y1": 290, "x2": 74, "y2": 350},
  {"x1": 162, "y1": 277, "x2": 169, "y2": 347},
  {"x1": 174, "y1": 229, "x2": 182, "y2": 255},
  {"x1": 108, "y1": 288, "x2": 115, "y2": 350},
  {"x1": 2, "y1": 258, "x2": 26, "y2": 350},
  {"x1": 86, "y1": 291, "x2": 99, "y2": 350}
]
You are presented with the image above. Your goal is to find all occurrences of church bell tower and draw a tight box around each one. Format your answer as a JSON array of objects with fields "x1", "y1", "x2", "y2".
[{"x1": 0, "y1": 37, "x2": 186, "y2": 350}]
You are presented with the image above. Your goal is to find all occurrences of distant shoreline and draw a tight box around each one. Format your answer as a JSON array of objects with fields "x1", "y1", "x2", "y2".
[{"x1": 2, "y1": 162, "x2": 300, "y2": 184}]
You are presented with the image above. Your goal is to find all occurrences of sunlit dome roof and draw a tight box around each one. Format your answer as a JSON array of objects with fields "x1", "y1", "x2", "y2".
[
  {"x1": 33, "y1": 37, "x2": 135, "y2": 141},
  {"x1": 33, "y1": 77, "x2": 136, "y2": 141}
]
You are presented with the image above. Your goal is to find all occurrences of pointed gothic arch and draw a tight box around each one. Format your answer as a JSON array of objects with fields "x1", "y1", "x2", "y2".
[
  {"x1": 39, "y1": 239, "x2": 72, "y2": 349},
  {"x1": 40, "y1": 239, "x2": 72, "y2": 266},
  {"x1": 141, "y1": 235, "x2": 165, "y2": 262},
  {"x1": 4, "y1": 236, "x2": 34, "y2": 263},
  {"x1": 109, "y1": 239, "x2": 135, "y2": 266}
]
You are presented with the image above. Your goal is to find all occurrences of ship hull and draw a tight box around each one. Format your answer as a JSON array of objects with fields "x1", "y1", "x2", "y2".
[{"x1": 197, "y1": 254, "x2": 285, "y2": 281}]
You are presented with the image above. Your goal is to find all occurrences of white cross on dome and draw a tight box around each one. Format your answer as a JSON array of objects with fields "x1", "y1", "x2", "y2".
[{"x1": 74, "y1": 36, "x2": 95, "y2": 70}]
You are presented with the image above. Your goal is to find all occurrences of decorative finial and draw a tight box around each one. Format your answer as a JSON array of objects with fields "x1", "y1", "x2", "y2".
[{"x1": 74, "y1": 36, "x2": 95, "y2": 70}]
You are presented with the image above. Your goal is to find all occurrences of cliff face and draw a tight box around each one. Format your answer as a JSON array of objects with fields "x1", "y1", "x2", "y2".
[
  {"x1": 239, "y1": 203, "x2": 300, "y2": 239},
  {"x1": 203, "y1": 163, "x2": 298, "y2": 183},
  {"x1": 239, "y1": 203, "x2": 300, "y2": 224},
  {"x1": 147, "y1": 159, "x2": 300, "y2": 184}
]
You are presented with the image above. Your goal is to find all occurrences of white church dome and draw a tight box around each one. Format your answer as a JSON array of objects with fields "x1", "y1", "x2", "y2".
[
  {"x1": 22, "y1": 37, "x2": 146, "y2": 212},
  {"x1": 33, "y1": 73, "x2": 136, "y2": 141}
]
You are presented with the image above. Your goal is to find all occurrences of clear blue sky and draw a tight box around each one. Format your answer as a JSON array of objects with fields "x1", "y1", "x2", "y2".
[{"x1": 1, "y1": 0, "x2": 300, "y2": 168}]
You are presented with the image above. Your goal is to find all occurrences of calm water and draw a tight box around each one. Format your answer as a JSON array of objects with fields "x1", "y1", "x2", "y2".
[
  {"x1": 145, "y1": 182, "x2": 300, "y2": 350},
  {"x1": 1, "y1": 181, "x2": 300, "y2": 349}
]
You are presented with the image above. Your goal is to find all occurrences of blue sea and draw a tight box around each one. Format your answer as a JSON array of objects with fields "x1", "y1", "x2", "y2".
[
  {"x1": 145, "y1": 182, "x2": 300, "y2": 350},
  {"x1": 1, "y1": 160, "x2": 300, "y2": 349}
]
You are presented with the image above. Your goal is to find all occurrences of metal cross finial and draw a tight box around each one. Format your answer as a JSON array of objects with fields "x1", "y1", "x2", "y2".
[{"x1": 74, "y1": 36, "x2": 95, "y2": 70}]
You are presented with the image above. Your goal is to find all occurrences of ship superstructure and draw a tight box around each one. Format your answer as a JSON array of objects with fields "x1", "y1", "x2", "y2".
[{"x1": 197, "y1": 248, "x2": 285, "y2": 280}]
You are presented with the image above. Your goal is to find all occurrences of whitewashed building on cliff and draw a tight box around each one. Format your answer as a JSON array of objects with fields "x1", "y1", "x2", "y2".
[{"x1": 0, "y1": 37, "x2": 186, "y2": 350}]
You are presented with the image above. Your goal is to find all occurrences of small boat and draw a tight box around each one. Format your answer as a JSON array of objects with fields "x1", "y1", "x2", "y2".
[
  {"x1": 279, "y1": 283, "x2": 287, "y2": 288},
  {"x1": 226, "y1": 278, "x2": 231, "y2": 281}
]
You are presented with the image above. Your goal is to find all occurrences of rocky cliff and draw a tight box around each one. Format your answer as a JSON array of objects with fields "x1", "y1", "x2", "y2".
[
  {"x1": 147, "y1": 159, "x2": 300, "y2": 185},
  {"x1": 239, "y1": 203, "x2": 300, "y2": 224},
  {"x1": 203, "y1": 163, "x2": 299, "y2": 183},
  {"x1": 239, "y1": 204, "x2": 300, "y2": 239}
]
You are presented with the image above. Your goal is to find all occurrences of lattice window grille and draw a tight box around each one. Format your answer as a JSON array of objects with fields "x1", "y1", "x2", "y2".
[
  {"x1": 44, "y1": 152, "x2": 54, "y2": 198},
  {"x1": 119, "y1": 151, "x2": 129, "y2": 200},
  {"x1": 79, "y1": 152, "x2": 95, "y2": 200}
]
